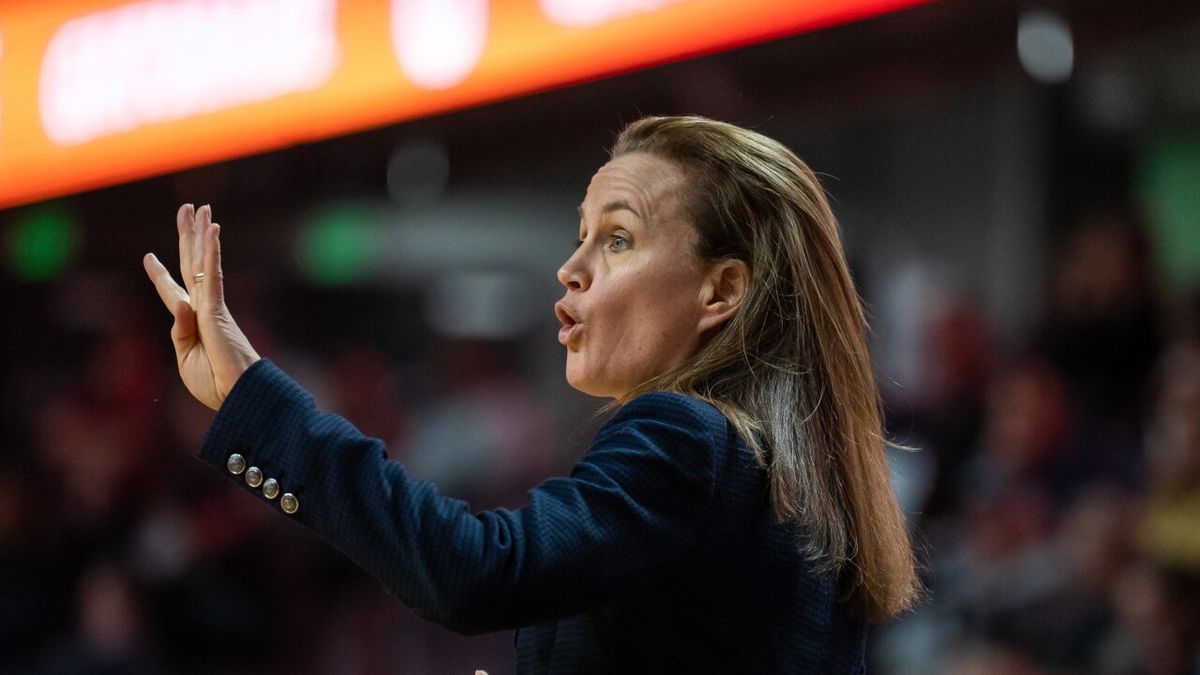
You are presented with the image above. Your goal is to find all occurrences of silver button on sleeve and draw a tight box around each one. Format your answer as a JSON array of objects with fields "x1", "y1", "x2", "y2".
[
  {"x1": 280, "y1": 493, "x2": 299, "y2": 515},
  {"x1": 226, "y1": 454, "x2": 246, "y2": 475},
  {"x1": 262, "y1": 478, "x2": 280, "y2": 500},
  {"x1": 245, "y1": 466, "x2": 264, "y2": 488}
]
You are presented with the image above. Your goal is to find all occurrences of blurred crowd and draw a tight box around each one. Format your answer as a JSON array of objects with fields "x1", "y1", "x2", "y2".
[
  {"x1": 0, "y1": 270, "x2": 579, "y2": 673},
  {"x1": 875, "y1": 208, "x2": 1200, "y2": 674},
  {"x1": 2, "y1": 201, "x2": 1199, "y2": 675}
]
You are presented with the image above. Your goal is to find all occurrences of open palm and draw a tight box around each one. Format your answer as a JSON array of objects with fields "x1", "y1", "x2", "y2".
[{"x1": 144, "y1": 204, "x2": 260, "y2": 410}]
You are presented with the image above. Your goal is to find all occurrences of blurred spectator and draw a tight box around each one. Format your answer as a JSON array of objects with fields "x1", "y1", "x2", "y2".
[
  {"x1": 952, "y1": 358, "x2": 1077, "y2": 512},
  {"x1": 905, "y1": 297, "x2": 994, "y2": 519},
  {"x1": 406, "y1": 339, "x2": 559, "y2": 508},
  {"x1": 1138, "y1": 340, "x2": 1200, "y2": 574},
  {"x1": 324, "y1": 343, "x2": 410, "y2": 450},
  {"x1": 1095, "y1": 563, "x2": 1200, "y2": 675},
  {"x1": 37, "y1": 559, "x2": 152, "y2": 674},
  {"x1": 1033, "y1": 209, "x2": 1162, "y2": 484}
]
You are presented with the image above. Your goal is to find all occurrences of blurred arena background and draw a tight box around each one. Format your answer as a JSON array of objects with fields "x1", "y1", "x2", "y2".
[{"x1": 2, "y1": 0, "x2": 1200, "y2": 672}]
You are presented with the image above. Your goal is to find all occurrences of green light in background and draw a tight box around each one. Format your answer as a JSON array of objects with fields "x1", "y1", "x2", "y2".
[
  {"x1": 297, "y1": 202, "x2": 377, "y2": 285},
  {"x1": 1140, "y1": 131, "x2": 1200, "y2": 292},
  {"x1": 4, "y1": 203, "x2": 81, "y2": 281}
]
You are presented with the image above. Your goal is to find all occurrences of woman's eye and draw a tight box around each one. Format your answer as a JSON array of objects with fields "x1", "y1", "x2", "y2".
[{"x1": 608, "y1": 235, "x2": 630, "y2": 252}]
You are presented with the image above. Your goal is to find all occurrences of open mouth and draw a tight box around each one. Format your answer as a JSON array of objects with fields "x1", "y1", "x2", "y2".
[{"x1": 555, "y1": 303, "x2": 580, "y2": 345}]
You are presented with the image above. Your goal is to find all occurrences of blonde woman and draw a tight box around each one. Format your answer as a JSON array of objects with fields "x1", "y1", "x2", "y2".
[{"x1": 145, "y1": 115, "x2": 919, "y2": 673}]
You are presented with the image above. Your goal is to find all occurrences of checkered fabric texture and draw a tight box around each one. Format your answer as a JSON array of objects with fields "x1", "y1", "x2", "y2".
[{"x1": 199, "y1": 359, "x2": 867, "y2": 674}]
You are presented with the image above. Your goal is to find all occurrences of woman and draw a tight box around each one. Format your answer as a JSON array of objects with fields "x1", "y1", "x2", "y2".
[{"x1": 144, "y1": 115, "x2": 919, "y2": 673}]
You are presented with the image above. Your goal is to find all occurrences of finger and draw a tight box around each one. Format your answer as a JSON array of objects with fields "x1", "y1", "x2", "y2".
[
  {"x1": 177, "y1": 204, "x2": 196, "y2": 293},
  {"x1": 198, "y1": 219, "x2": 224, "y2": 310},
  {"x1": 170, "y1": 299, "x2": 198, "y2": 359},
  {"x1": 144, "y1": 253, "x2": 190, "y2": 315},
  {"x1": 189, "y1": 204, "x2": 213, "y2": 300}
]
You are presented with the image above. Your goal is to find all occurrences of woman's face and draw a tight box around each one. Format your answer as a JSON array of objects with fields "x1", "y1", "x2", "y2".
[{"x1": 555, "y1": 152, "x2": 712, "y2": 398}]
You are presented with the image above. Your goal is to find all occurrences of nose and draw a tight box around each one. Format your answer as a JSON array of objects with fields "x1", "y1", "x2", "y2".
[{"x1": 557, "y1": 246, "x2": 590, "y2": 291}]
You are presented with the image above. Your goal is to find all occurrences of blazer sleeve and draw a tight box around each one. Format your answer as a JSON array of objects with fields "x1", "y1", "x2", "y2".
[{"x1": 197, "y1": 358, "x2": 727, "y2": 634}]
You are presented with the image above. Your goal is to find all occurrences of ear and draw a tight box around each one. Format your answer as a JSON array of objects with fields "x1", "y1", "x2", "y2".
[{"x1": 697, "y1": 259, "x2": 750, "y2": 333}]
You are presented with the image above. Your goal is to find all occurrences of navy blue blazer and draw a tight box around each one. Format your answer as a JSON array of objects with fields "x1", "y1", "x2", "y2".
[{"x1": 199, "y1": 359, "x2": 867, "y2": 673}]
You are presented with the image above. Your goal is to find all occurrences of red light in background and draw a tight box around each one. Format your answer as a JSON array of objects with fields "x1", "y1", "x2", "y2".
[{"x1": 0, "y1": 0, "x2": 927, "y2": 210}]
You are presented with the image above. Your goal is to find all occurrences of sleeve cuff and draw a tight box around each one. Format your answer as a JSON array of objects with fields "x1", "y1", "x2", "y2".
[{"x1": 197, "y1": 358, "x2": 315, "y2": 514}]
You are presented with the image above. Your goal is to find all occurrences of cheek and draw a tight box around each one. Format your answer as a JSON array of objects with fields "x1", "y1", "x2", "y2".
[
  {"x1": 567, "y1": 263, "x2": 705, "y2": 395},
  {"x1": 636, "y1": 271, "x2": 700, "y2": 323},
  {"x1": 637, "y1": 308, "x2": 695, "y2": 358},
  {"x1": 621, "y1": 281, "x2": 703, "y2": 364},
  {"x1": 563, "y1": 297, "x2": 639, "y2": 392}
]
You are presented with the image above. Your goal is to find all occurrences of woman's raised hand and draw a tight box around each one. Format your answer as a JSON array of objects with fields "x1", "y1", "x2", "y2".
[{"x1": 143, "y1": 204, "x2": 260, "y2": 410}]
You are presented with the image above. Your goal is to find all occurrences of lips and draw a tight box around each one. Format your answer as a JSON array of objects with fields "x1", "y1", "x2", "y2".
[{"x1": 555, "y1": 302, "x2": 581, "y2": 346}]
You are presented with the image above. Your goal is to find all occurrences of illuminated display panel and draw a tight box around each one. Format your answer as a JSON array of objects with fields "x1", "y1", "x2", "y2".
[{"x1": 0, "y1": 0, "x2": 926, "y2": 209}]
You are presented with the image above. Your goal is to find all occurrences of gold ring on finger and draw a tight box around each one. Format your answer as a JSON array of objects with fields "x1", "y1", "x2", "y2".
[{"x1": 193, "y1": 272, "x2": 206, "y2": 284}]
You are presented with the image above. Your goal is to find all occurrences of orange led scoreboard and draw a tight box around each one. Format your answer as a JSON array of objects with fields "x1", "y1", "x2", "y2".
[{"x1": 0, "y1": 0, "x2": 925, "y2": 209}]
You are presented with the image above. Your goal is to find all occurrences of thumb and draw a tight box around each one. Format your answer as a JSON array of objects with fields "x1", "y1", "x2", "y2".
[{"x1": 170, "y1": 299, "x2": 198, "y2": 352}]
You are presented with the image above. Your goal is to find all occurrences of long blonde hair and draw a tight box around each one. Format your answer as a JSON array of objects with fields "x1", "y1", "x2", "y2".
[{"x1": 613, "y1": 115, "x2": 920, "y2": 621}]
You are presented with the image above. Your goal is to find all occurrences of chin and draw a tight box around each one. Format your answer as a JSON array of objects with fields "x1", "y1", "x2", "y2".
[
  {"x1": 565, "y1": 374, "x2": 605, "y2": 398},
  {"x1": 564, "y1": 364, "x2": 617, "y2": 399}
]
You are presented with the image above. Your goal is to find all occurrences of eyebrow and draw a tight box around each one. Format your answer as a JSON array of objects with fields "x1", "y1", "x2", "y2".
[{"x1": 577, "y1": 200, "x2": 642, "y2": 220}]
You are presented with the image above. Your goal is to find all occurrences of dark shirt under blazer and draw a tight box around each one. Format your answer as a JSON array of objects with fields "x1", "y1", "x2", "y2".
[{"x1": 199, "y1": 359, "x2": 867, "y2": 673}]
